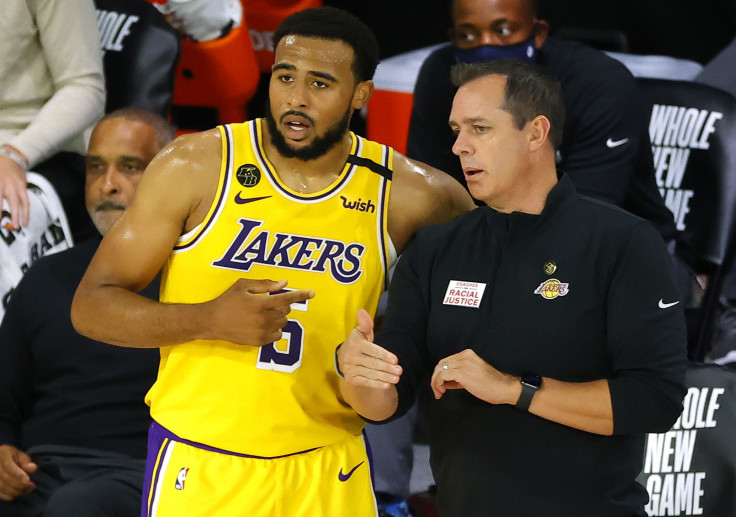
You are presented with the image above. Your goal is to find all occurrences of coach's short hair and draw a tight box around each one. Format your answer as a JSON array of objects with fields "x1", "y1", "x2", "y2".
[
  {"x1": 451, "y1": 58, "x2": 566, "y2": 150},
  {"x1": 273, "y1": 7, "x2": 380, "y2": 83}
]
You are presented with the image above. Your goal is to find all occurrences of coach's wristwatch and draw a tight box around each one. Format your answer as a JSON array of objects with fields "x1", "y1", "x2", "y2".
[{"x1": 516, "y1": 373, "x2": 542, "y2": 411}]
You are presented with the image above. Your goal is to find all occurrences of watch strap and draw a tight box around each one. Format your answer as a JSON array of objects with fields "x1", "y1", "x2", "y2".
[
  {"x1": 516, "y1": 374, "x2": 541, "y2": 411},
  {"x1": 516, "y1": 382, "x2": 536, "y2": 411}
]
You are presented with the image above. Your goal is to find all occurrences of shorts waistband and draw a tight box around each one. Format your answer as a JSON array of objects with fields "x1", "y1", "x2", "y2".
[{"x1": 151, "y1": 421, "x2": 321, "y2": 459}]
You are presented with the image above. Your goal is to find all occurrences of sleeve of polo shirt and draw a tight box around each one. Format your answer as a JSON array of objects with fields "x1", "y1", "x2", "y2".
[
  {"x1": 606, "y1": 222, "x2": 688, "y2": 435},
  {"x1": 373, "y1": 239, "x2": 433, "y2": 421}
]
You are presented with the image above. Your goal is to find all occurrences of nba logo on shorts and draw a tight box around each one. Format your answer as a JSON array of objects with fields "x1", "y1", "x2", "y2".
[{"x1": 175, "y1": 467, "x2": 189, "y2": 490}]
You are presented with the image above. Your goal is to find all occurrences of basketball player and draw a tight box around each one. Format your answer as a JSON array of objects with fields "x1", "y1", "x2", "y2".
[{"x1": 71, "y1": 7, "x2": 474, "y2": 517}]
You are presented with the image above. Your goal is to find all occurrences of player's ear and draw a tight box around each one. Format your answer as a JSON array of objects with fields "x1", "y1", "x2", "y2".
[
  {"x1": 533, "y1": 19, "x2": 549, "y2": 48},
  {"x1": 352, "y1": 80, "x2": 374, "y2": 110}
]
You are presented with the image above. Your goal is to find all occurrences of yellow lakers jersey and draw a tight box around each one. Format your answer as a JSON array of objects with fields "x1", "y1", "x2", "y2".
[{"x1": 146, "y1": 119, "x2": 393, "y2": 456}]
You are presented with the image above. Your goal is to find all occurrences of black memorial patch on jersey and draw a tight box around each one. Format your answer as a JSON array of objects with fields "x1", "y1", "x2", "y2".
[{"x1": 236, "y1": 164, "x2": 261, "y2": 187}]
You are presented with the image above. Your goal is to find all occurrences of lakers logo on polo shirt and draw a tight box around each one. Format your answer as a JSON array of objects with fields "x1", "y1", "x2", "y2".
[{"x1": 534, "y1": 278, "x2": 570, "y2": 300}]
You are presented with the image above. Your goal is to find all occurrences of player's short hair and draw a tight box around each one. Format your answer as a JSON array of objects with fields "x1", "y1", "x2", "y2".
[
  {"x1": 100, "y1": 107, "x2": 176, "y2": 150},
  {"x1": 449, "y1": 0, "x2": 539, "y2": 21},
  {"x1": 273, "y1": 7, "x2": 380, "y2": 83},
  {"x1": 451, "y1": 58, "x2": 565, "y2": 150}
]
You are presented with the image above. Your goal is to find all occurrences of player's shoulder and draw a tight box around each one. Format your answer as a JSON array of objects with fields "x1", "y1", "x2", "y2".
[
  {"x1": 160, "y1": 128, "x2": 222, "y2": 162},
  {"x1": 387, "y1": 151, "x2": 475, "y2": 252},
  {"x1": 542, "y1": 36, "x2": 635, "y2": 84},
  {"x1": 391, "y1": 152, "x2": 474, "y2": 216},
  {"x1": 145, "y1": 128, "x2": 223, "y2": 182},
  {"x1": 391, "y1": 151, "x2": 463, "y2": 196}
]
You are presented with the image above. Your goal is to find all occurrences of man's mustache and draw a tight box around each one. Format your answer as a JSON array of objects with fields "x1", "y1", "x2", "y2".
[{"x1": 95, "y1": 200, "x2": 126, "y2": 212}]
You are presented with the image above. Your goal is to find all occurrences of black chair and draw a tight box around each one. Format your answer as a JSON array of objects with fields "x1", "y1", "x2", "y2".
[
  {"x1": 637, "y1": 361, "x2": 736, "y2": 516},
  {"x1": 637, "y1": 78, "x2": 736, "y2": 361},
  {"x1": 94, "y1": 0, "x2": 181, "y2": 117}
]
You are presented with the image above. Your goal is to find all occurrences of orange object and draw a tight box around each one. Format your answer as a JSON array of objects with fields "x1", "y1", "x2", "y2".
[
  {"x1": 173, "y1": 22, "x2": 260, "y2": 126},
  {"x1": 365, "y1": 90, "x2": 414, "y2": 155},
  {"x1": 365, "y1": 45, "x2": 441, "y2": 155},
  {"x1": 243, "y1": 0, "x2": 323, "y2": 73}
]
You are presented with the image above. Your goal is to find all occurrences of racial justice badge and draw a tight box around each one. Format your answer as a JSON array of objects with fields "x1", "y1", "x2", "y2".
[{"x1": 443, "y1": 280, "x2": 487, "y2": 308}]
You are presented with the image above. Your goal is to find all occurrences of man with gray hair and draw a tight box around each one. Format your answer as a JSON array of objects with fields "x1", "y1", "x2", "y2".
[{"x1": 0, "y1": 108, "x2": 173, "y2": 517}]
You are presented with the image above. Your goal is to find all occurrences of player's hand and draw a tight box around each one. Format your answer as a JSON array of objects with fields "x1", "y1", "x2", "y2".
[
  {"x1": 0, "y1": 445, "x2": 37, "y2": 501},
  {"x1": 337, "y1": 309, "x2": 402, "y2": 389},
  {"x1": 431, "y1": 349, "x2": 517, "y2": 404},
  {"x1": 205, "y1": 278, "x2": 314, "y2": 346},
  {"x1": 0, "y1": 153, "x2": 29, "y2": 231}
]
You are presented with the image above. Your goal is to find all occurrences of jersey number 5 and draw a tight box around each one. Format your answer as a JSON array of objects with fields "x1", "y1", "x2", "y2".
[{"x1": 256, "y1": 290, "x2": 309, "y2": 373}]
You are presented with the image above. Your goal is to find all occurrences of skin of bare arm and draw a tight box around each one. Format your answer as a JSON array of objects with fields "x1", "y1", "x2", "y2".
[
  {"x1": 71, "y1": 129, "x2": 314, "y2": 348},
  {"x1": 430, "y1": 349, "x2": 613, "y2": 435},
  {"x1": 338, "y1": 154, "x2": 476, "y2": 420}
]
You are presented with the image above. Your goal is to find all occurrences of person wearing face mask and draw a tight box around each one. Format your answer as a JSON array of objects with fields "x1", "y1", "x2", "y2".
[
  {"x1": 341, "y1": 59, "x2": 687, "y2": 517},
  {"x1": 362, "y1": 1, "x2": 694, "y2": 512},
  {"x1": 407, "y1": 0, "x2": 691, "y2": 301}
]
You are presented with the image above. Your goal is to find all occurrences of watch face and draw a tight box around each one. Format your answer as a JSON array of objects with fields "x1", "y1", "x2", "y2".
[{"x1": 522, "y1": 373, "x2": 542, "y2": 388}]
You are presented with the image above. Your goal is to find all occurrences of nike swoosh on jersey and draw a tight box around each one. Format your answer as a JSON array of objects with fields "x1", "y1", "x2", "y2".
[
  {"x1": 234, "y1": 193, "x2": 272, "y2": 204},
  {"x1": 338, "y1": 461, "x2": 365, "y2": 482},
  {"x1": 658, "y1": 299, "x2": 680, "y2": 309},
  {"x1": 606, "y1": 137, "x2": 630, "y2": 148}
]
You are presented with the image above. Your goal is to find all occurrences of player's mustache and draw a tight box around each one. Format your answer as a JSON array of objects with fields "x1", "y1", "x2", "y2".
[
  {"x1": 95, "y1": 200, "x2": 126, "y2": 212},
  {"x1": 280, "y1": 110, "x2": 315, "y2": 126}
]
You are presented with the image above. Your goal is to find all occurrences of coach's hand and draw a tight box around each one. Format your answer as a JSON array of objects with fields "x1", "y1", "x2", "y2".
[
  {"x1": 0, "y1": 445, "x2": 37, "y2": 502},
  {"x1": 431, "y1": 349, "x2": 518, "y2": 404},
  {"x1": 337, "y1": 309, "x2": 401, "y2": 389},
  {"x1": 206, "y1": 279, "x2": 314, "y2": 347}
]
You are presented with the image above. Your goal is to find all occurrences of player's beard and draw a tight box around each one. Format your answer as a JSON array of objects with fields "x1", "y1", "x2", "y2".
[{"x1": 265, "y1": 104, "x2": 351, "y2": 161}]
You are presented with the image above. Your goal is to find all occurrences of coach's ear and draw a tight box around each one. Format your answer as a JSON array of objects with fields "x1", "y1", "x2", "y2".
[
  {"x1": 528, "y1": 115, "x2": 551, "y2": 152},
  {"x1": 352, "y1": 80, "x2": 374, "y2": 110}
]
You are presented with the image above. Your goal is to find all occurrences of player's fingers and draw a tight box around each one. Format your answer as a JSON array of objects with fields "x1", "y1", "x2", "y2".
[
  {"x1": 262, "y1": 304, "x2": 292, "y2": 320},
  {"x1": 267, "y1": 288, "x2": 314, "y2": 308},
  {"x1": 256, "y1": 328, "x2": 283, "y2": 346},
  {"x1": 243, "y1": 278, "x2": 288, "y2": 294}
]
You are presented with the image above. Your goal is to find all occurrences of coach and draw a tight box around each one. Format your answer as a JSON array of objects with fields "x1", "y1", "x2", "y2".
[{"x1": 337, "y1": 59, "x2": 687, "y2": 517}]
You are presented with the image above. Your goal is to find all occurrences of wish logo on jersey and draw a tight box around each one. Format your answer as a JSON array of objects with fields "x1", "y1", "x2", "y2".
[{"x1": 212, "y1": 218, "x2": 365, "y2": 284}]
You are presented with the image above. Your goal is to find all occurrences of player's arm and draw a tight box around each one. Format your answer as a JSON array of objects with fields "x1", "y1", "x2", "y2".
[
  {"x1": 71, "y1": 130, "x2": 313, "y2": 348},
  {"x1": 388, "y1": 153, "x2": 476, "y2": 253}
]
